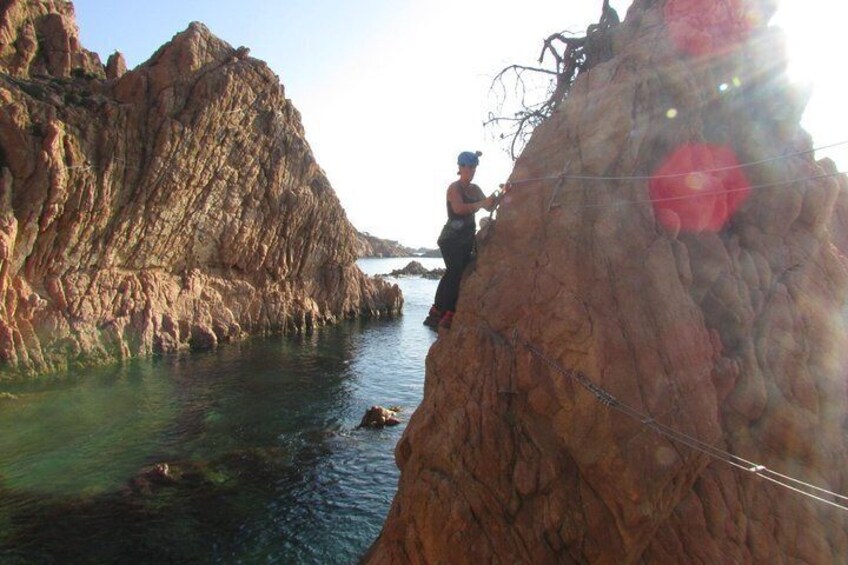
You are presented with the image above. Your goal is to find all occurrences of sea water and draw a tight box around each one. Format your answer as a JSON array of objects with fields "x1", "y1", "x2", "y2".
[{"x1": 0, "y1": 257, "x2": 443, "y2": 564}]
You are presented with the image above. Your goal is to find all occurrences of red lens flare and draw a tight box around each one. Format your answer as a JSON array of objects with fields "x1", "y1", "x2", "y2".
[
  {"x1": 663, "y1": 0, "x2": 759, "y2": 57},
  {"x1": 649, "y1": 143, "x2": 751, "y2": 233}
]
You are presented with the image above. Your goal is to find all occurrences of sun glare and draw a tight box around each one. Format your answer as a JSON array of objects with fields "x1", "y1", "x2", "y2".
[{"x1": 772, "y1": 1, "x2": 848, "y2": 168}]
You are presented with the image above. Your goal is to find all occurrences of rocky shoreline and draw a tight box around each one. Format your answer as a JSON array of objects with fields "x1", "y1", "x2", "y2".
[
  {"x1": 0, "y1": 2, "x2": 402, "y2": 377},
  {"x1": 355, "y1": 232, "x2": 439, "y2": 258}
]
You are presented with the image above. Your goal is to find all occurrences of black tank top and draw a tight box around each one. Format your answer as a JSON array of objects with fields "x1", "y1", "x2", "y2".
[{"x1": 438, "y1": 181, "x2": 483, "y2": 244}]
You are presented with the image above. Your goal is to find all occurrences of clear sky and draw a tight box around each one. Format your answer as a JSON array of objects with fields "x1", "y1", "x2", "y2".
[{"x1": 73, "y1": 1, "x2": 847, "y2": 249}]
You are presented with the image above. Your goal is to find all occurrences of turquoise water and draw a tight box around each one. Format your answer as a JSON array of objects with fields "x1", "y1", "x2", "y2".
[{"x1": 0, "y1": 257, "x2": 442, "y2": 564}]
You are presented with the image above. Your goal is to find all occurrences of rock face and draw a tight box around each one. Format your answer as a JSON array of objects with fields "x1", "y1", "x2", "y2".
[
  {"x1": 0, "y1": 1, "x2": 402, "y2": 376},
  {"x1": 0, "y1": 0, "x2": 103, "y2": 79},
  {"x1": 367, "y1": 0, "x2": 848, "y2": 563},
  {"x1": 105, "y1": 51, "x2": 126, "y2": 80}
]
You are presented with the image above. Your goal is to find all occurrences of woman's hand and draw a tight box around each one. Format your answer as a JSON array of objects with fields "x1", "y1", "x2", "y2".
[{"x1": 481, "y1": 194, "x2": 497, "y2": 211}]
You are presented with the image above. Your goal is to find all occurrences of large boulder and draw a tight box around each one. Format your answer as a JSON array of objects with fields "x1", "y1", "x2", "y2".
[
  {"x1": 0, "y1": 5, "x2": 402, "y2": 376},
  {"x1": 366, "y1": 0, "x2": 848, "y2": 562}
]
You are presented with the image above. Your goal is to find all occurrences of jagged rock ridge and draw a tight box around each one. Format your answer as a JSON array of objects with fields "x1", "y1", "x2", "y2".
[
  {"x1": 355, "y1": 231, "x2": 437, "y2": 258},
  {"x1": 0, "y1": 1, "x2": 401, "y2": 376},
  {"x1": 367, "y1": 0, "x2": 848, "y2": 562},
  {"x1": 0, "y1": 0, "x2": 103, "y2": 79}
]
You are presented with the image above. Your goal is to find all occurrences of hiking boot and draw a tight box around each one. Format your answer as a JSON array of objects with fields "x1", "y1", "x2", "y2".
[
  {"x1": 438, "y1": 310, "x2": 454, "y2": 330},
  {"x1": 423, "y1": 305, "x2": 442, "y2": 328}
]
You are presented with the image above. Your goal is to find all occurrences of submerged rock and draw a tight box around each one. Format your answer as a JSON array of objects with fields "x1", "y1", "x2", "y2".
[
  {"x1": 127, "y1": 462, "x2": 178, "y2": 496},
  {"x1": 0, "y1": 446, "x2": 295, "y2": 562},
  {"x1": 367, "y1": 0, "x2": 848, "y2": 563},
  {"x1": 123, "y1": 448, "x2": 292, "y2": 498}
]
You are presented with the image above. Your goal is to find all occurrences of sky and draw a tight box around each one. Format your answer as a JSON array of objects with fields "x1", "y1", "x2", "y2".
[{"x1": 72, "y1": 1, "x2": 848, "y2": 249}]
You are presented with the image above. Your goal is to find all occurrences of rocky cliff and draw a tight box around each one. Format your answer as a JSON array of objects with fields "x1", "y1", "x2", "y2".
[
  {"x1": 0, "y1": 1, "x2": 401, "y2": 376},
  {"x1": 355, "y1": 232, "x2": 414, "y2": 258},
  {"x1": 367, "y1": 0, "x2": 848, "y2": 562},
  {"x1": 355, "y1": 231, "x2": 437, "y2": 258}
]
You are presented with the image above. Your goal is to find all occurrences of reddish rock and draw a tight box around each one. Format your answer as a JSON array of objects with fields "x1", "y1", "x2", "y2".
[
  {"x1": 356, "y1": 231, "x2": 420, "y2": 258},
  {"x1": 0, "y1": 4, "x2": 401, "y2": 375},
  {"x1": 367, "y1": 0, "x2": 848, "y2": 562},
  {"x1": 359, "y1": 405, "x2": 402, "y2": 429},
  {"x1": 0, "y1": 0, "x2": 103, "y2": 78},
  {"x1": 105, "y1": 51, "x2": 126, "y2": 80}
]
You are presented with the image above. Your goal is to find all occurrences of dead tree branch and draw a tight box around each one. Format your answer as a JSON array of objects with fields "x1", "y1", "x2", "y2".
[{"x1": 486, "y1": 0, "x2": 621, "y2": 159}]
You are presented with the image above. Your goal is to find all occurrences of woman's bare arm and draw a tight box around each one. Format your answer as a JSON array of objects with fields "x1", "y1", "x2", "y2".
[{"x1": 447, "y1": 185, "x2": 495, "y2": 215}]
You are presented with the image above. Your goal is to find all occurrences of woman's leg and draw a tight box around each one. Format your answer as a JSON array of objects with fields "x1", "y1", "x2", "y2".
[{"x1": 434, "y1": 237, "x2": 472, "y2": 313}]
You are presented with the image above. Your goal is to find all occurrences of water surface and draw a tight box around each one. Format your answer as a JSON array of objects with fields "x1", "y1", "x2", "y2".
[{"x1": 0, "y1": 257, "x2": 443, "y2": 563}]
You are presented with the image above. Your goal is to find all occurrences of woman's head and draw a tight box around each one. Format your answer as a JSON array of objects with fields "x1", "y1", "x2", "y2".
[{"x1": 457, "y1": 150, "x2": 482, "y2": 182}]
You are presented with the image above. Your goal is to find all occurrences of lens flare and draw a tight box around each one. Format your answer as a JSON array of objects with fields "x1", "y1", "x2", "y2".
[
  {"x1": 649, "y1": 143, "x2": 751, "y2": 233},
  {"x1": 663, "y1": 0, "x2": 759, "y2": 57}
]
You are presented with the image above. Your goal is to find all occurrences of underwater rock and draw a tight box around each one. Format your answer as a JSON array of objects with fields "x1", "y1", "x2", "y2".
[
  {"x1": 126, "y1": 463, "x2": 175, "y2": 496},
  {"x1": 123, "y1": 447, "x2": 292, "y2": 499}
]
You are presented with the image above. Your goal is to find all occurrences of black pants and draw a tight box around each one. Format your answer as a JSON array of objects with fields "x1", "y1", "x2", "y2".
[{"x1": 434, "y1": 235, "x2": 473, "y2": 313}]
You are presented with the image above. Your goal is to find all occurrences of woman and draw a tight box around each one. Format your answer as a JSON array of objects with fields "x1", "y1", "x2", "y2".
[{"x1": 424, "y1": 151, "x2": 498, "y2": 330}]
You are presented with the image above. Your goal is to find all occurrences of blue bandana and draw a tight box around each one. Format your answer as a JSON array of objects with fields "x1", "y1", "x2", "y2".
[{"x1": 457, "y1": 151, "x2": 480, "y2": 167}]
